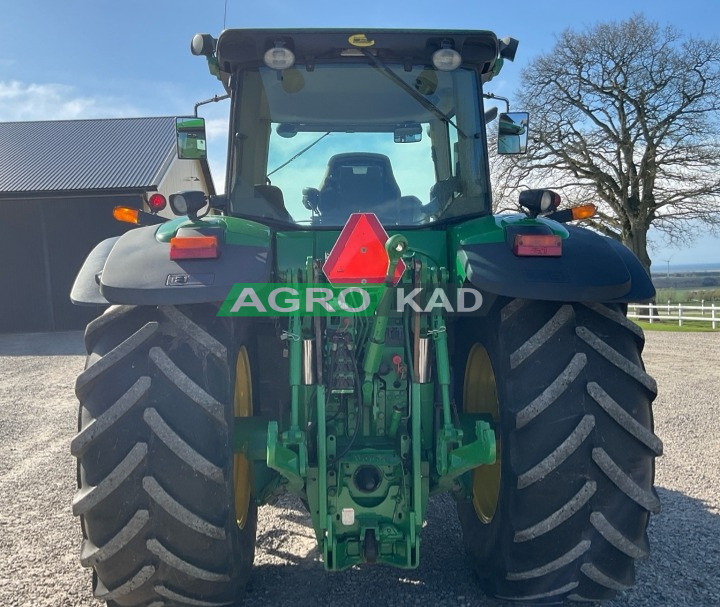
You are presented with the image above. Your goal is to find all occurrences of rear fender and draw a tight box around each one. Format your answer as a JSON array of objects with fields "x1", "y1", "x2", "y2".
[
  {"x1": 70, "y1": 236, "x2": 120, "y2": 306},
  {"x1": 71, "y1": 216, "x2": 273, "y2": 306},
  {"x1": 455, "y1": 217, "x2": 654, "y2": 303}
]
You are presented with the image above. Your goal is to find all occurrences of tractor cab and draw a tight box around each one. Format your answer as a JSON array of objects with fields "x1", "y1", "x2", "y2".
[{"x1": 189, "y1": 29, "x2": 519, "y2": 226}]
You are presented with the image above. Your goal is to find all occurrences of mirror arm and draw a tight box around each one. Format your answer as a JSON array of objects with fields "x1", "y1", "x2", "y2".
[
  {"x1": 194, "y1": 93, "x2": 230, "y2": 117},
  {"x1": 483, "y1": 93, "x2": 510, "y2": 113}
]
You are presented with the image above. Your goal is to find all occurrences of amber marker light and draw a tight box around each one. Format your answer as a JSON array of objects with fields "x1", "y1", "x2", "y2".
[
  {"x1": 570, "y1": 204, "x2": 597, "y2": 220},
  {"x1": 113, "y1": 206, "x2": 140, "y2": 224}
]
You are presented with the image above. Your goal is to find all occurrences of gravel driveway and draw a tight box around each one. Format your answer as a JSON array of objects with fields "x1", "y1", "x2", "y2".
[{"x1": 0, "y1": 330, "x2": 718, "y2": 606}]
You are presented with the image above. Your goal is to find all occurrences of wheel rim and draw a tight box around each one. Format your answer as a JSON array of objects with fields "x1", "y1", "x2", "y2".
[
  {"x1": 463, "y1": 343, "x2": 501, "y2": 523},
  {"x1": 233, "y1": 346, "x2": 253, "y2": 529}
]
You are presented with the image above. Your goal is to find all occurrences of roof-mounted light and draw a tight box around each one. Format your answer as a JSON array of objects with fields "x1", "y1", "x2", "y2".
[
  {"x1": 191, "y1": 33, "x2": 216, "y2": 56},
  {"x1": 499, "y1": 37, "x2": 520, "y2": 62},
  {"x1": 264, "y1": 42, "x2": 295, "y2": 70},
  {"x1": 432, "y1": 42, "x2": 462, "y2": 71}
]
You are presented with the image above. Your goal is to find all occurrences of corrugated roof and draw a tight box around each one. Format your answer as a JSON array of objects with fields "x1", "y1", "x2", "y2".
[{"x1": 0, "y1": 117, "x2": 177, "y2": 194}]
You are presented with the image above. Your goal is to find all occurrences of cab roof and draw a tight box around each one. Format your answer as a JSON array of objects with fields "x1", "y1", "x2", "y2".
[{"x1": 216, "y1": 29, "x2": 500, "y2": 74}]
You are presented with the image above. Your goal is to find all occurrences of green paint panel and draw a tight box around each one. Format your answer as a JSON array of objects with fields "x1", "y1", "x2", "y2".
[
  {"x1": 162, "y1": 212, "x2": 568, "y2": 572},
  {"x1": 155, "y1": 215, "x2": 271, "y2": 248},
  {"x1": 275, "y1": 229, "x2": 447, "y2": 278}
]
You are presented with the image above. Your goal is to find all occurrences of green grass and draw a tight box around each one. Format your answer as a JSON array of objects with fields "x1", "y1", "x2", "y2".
[
  {"x1": 655, "y1": 287, "x2": 720, "y2": 304},
  {"x1": 633, "y1": 320, "x2": 719, "y2": 332}
]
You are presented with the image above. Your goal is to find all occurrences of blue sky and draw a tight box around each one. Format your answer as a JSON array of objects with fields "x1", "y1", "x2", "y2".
[{"x1": 1, "y1": 0, "x2": 718, "y2": 267}]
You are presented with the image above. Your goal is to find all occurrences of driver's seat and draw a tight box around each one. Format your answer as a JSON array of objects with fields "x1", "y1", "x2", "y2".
[{"x1": 318, "y1": 153, "x2": 401, "y2": 221}]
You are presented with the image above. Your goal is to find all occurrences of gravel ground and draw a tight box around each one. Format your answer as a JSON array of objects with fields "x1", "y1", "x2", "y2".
[{"x1": 0, "y1": 330, "x2": 718, "y2": 606}]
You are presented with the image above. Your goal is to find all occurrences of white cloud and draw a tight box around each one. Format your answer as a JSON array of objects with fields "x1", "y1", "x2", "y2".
[
  {"x1": 0, "y1": 79, "x2": 232, "y2": 194},
  {"x1": 208, "y1": 156, "x2": 227, "y2": 194},
  {"x1": 0, "y1": 80, "x2": 138, "y2": 121},
  {"x1": 205, "y1": 117, "x2": 229, "y2": 139}
]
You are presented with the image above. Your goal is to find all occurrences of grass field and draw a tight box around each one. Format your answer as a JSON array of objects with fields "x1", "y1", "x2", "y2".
[
  {"x1": 634, "y1": 320, "x2": 719, "y2": 332},
  {"x1": 655, "y1": 287, "x2": 720, "y2": 304}
]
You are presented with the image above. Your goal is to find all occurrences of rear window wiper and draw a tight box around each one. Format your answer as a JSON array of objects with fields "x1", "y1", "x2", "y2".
[
  {"x1": 266, "y1": 131, "x2": 331, "y2": 180},
  {"x1": 362, "y1": 50, "x2": 467, "y2": 138}
]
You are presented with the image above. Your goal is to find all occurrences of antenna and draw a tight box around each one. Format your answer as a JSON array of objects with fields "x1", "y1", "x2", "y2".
[{"x1": 223, "y1": 0, "x2": 228, "y2": 29}]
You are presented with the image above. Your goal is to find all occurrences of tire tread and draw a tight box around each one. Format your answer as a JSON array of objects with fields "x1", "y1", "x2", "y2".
[
  {"x1": 457, "y1": 300, "x2": 660, "y2": 603},
  {"x1": 72, "y1": 305, "x2": 255, "y2": 606}
]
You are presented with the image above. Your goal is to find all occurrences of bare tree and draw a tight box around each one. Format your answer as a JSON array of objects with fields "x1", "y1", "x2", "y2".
[{"x1": 496, "y1": 15, "x2": 720, "y2": 273}]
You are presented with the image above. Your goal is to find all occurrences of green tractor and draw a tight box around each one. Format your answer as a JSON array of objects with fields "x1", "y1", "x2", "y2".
[{"x1": 70, "y1": 29, "x2": 661, "y2": 606}]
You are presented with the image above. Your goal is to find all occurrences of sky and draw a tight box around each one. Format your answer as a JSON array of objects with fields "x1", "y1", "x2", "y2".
[{"x1": 1, "y1": 0, "x2": 718, "y2": 268}]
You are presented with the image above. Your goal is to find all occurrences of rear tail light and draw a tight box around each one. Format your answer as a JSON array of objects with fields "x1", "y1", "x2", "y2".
[
  {"x1": 170, "y1": 236, "x2": 219, "y2": 260},
  {"x1": 513, "y1": 234, "x2": 562, "y2": 257},
  {"x1": 147, "y1": 193, "x2": 167, "y2": 212}
]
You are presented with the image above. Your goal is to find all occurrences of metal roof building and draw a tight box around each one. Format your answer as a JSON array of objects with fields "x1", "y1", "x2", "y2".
[
  {"x1": 0, "y1": 116, "x2": 214, "y2": 196},
  {"x1": 0, "y1": 116, "x2": 215, "y2": 332}
]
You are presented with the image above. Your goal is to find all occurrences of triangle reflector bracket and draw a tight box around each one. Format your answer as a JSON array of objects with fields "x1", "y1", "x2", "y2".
[{"x1": 322, "y1": 213, "x2": 406, "y2": 285}]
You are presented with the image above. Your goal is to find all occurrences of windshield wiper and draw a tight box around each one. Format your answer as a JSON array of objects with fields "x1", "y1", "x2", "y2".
[
  {"x1": 362, "y1": 50, "x2": 467, "y2": 138},
  {"x1": 266, "y1": 131, "x2": 331, "y2": 180}
]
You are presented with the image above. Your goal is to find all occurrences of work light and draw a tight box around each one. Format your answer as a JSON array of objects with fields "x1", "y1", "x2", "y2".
[{"x1": 264, "y1": 43, "x2": 295, "y2": 70}]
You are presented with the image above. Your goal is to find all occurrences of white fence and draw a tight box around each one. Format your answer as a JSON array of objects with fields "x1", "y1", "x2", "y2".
[{"x1": 628, "y1": 302, "x2": 719, "y2": 328}]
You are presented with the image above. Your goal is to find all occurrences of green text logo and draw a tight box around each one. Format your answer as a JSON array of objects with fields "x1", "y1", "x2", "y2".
[{"x1": 219, "y1": 284, "x2": 385, "y2": 317}]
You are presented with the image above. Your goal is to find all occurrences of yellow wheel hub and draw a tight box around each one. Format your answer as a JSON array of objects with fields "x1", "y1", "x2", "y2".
[
  {"x1": 463, "y1": 343, "x2": 501, "y2": 523},
  {"x1": 233, "y1": 346, "x2": 253, "y2": 529}
]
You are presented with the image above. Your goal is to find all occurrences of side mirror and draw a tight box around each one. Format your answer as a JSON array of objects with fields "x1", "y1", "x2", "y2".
[
  {"x1": 169, "y1": 190, "x2": 207, "y2": 219},
  {"x1": 394, "y1": 123, "x2": 422, "y2": 143},
  {"x1": 498, "y1": 112, "x2": 529, "y2": 155},
  {"x1": 176, "y1": 117, "x2": 207, "y2": 159}
]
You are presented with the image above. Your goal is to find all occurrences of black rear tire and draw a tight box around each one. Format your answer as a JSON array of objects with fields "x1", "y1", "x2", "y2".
[
  {"x1": 457, "y1": 299, "x2": 661, "y2": 603},
  {"x1": 72, "y1": 304, "x2": 256, "y2": 606}
]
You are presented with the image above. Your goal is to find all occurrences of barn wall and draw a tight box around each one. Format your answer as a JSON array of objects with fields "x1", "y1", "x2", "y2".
[
  {"x1": 159, "y1": 158, "x2": 211, "y2": 197},
  {"x1": 0, "y1": 194, "x2": 141, "y2": 333},
  {"x1": 0, "y1": 200, "x2": 48, "y2": 332}
]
